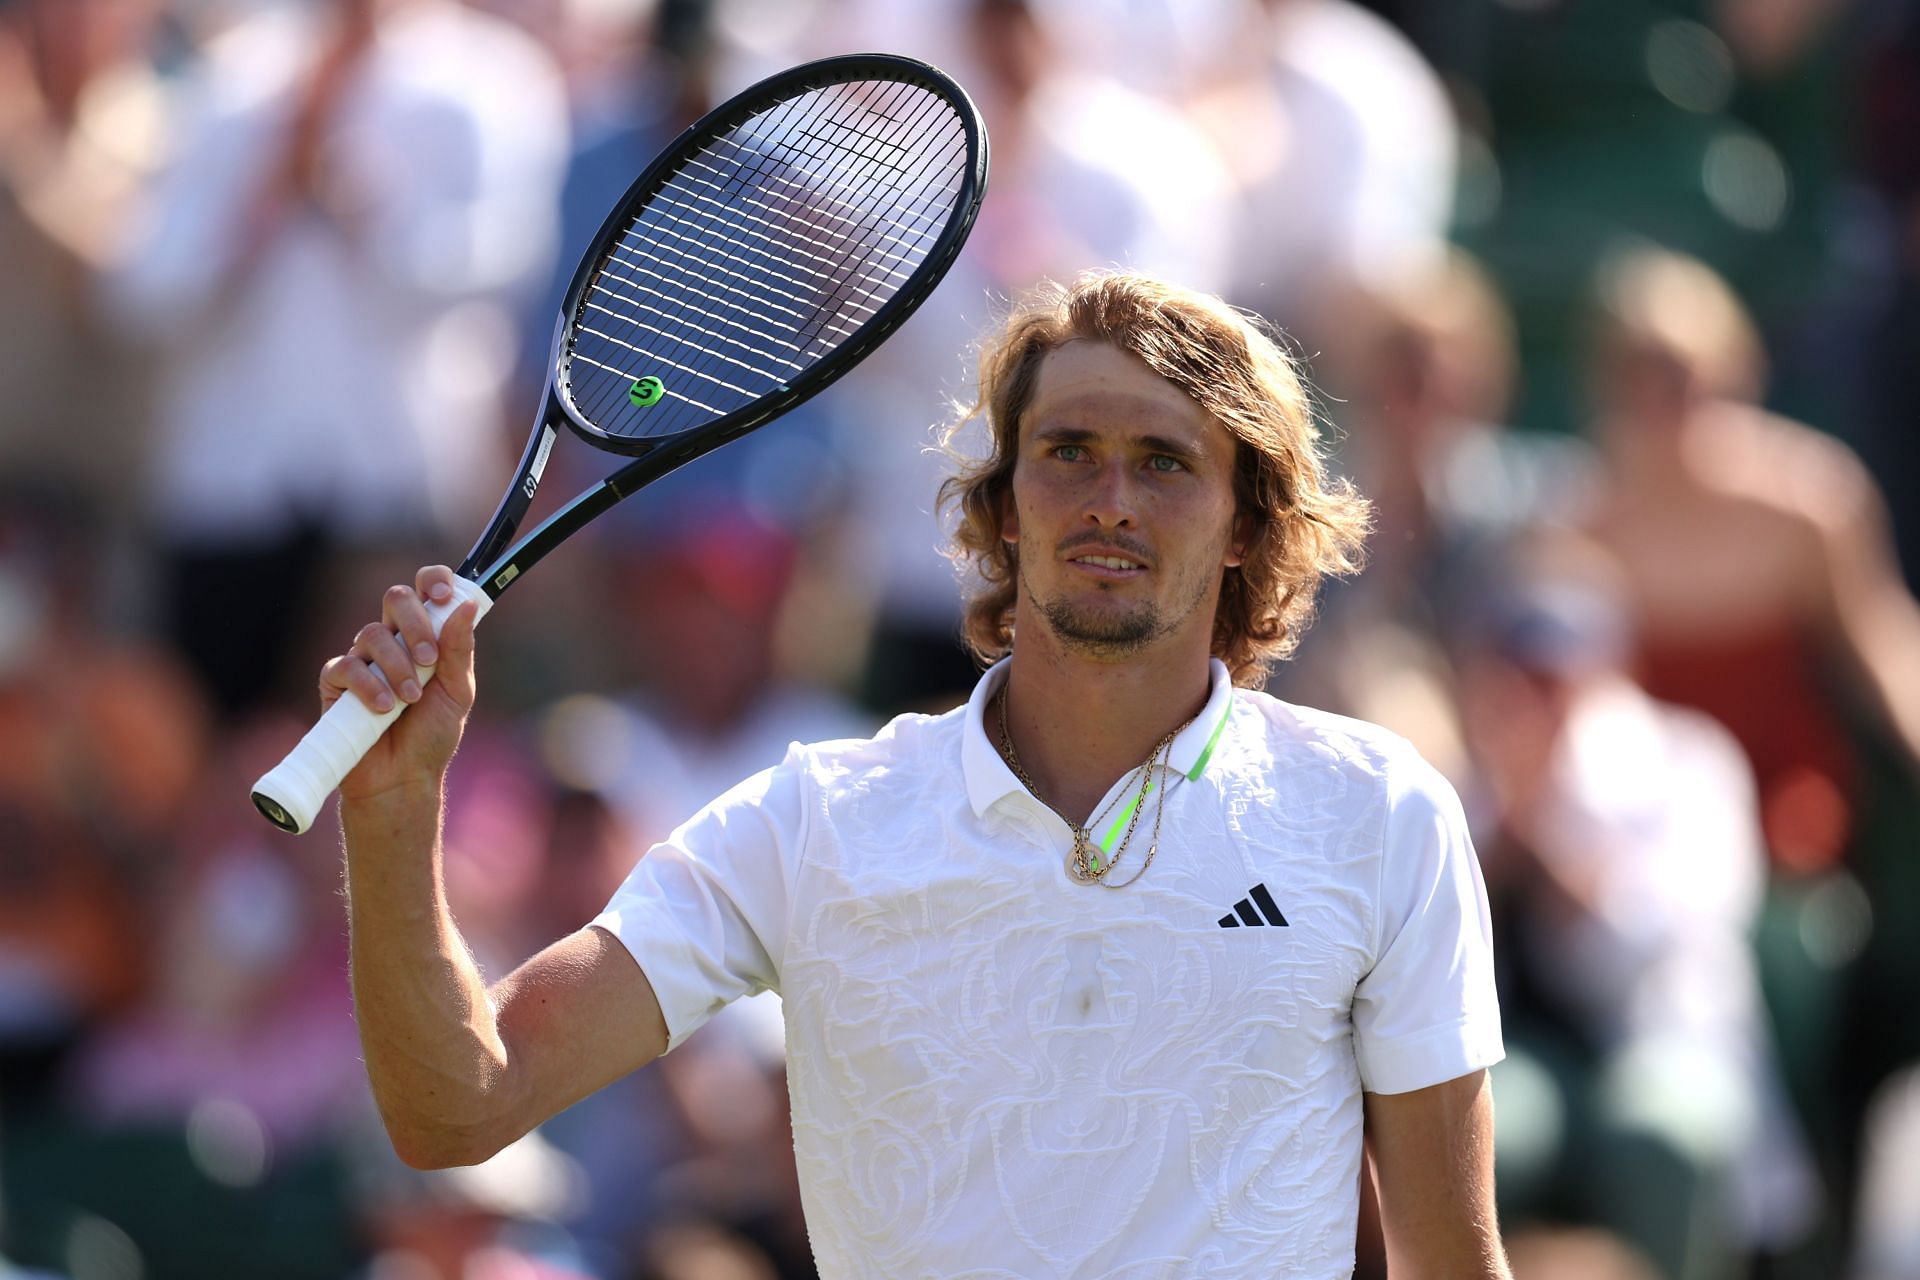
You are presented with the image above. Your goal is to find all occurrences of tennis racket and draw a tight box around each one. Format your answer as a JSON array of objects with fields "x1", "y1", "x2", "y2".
[{"x1": 251, "y1": 53, "x2": 988, "y2": 834}]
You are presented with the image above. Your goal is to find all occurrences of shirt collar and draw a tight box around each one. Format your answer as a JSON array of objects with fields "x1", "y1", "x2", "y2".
[{"x1": 962, "y1": 656, "x2": 1238, "y2": 819}]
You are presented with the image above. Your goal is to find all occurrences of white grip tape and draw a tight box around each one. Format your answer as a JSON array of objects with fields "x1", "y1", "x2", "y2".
[{"x1": 251, "y1": 576, "x2": 493, "y2": 834}]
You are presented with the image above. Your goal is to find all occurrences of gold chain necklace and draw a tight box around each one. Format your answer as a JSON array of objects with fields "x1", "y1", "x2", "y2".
[{"x1": 996, "y1": 686, "x2": 1187, "y2": 886}]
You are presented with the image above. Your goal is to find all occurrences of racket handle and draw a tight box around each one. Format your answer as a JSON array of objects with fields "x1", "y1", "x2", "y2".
[{"x1": 251, "y1": 576, "x2": 493, "y2": 834}]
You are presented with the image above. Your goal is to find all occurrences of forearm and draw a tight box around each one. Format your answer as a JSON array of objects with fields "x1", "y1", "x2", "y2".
[
  {"x1": 1852, "y1": 596, "x2": 1920, "y2": 774},
  {"x1": 342, "y1": 777, "x2": 514, "y2": 1168}
]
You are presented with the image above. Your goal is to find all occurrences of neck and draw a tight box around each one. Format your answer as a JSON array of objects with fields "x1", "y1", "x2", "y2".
[
  {"x1": 997, "y1": 624, "x2": 1214, "y2": 823},
  {"x1": 1599, "y1": 407, "x2": 1697, "y2": 489}
]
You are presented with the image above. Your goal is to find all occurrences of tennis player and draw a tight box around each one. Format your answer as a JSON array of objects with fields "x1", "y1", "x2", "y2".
[{"x1": 330, "y1": 272, "x2": 1510, "y2": 1278}]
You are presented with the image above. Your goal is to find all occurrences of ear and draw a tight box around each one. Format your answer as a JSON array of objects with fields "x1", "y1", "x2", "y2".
[
  {"x1": 1000, "y1": 477, "x2": 1021, "y2": 545},
  {"x1": 1224, "y1": 511, "x2": 1255, "y2": 568}
]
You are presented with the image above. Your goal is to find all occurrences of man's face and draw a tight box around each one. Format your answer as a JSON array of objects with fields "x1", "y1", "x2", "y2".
[{"x1": 1002, "y1": 340, "x2": 1246, "y2": 661}]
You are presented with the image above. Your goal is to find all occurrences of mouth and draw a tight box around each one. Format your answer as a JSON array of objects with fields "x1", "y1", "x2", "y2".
[{"x1": 1065, "y1": 551, "x2": 1148, "y2": 579}]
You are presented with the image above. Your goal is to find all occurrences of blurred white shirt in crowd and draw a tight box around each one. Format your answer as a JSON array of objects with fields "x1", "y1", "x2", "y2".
[
  {"x1": 111, "y1": 0, "x2": 568, "y2": 546},
  {"x1": 1522, "y1": 676, "x2": 1819, "y2": 1243},
  {"x1": 1230, "y1": 0, "x2": 1456, "y2": 317},
  {"x1": 1524, "y1": 678, "x2": 1765, "y2": 1050}
]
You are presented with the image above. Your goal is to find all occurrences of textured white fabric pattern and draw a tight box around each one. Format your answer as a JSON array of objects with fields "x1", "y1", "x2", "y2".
[{"x1": 595, "y1": 659, "x2": 1502, "y2": 1278}]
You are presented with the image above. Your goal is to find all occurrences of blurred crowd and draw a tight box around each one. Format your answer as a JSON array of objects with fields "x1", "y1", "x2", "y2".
[{"x1": 2, "y1": 0, "x2": 1918, "y2": 1277}]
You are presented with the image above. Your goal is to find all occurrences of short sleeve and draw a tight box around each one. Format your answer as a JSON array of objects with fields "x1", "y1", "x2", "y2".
[
  {"x1": 1351, "y1": 752, "x2": 1504, "y2": 1094},
  {"x1": 591, "y1": 745, "x2": 809, "y2": 1053}
]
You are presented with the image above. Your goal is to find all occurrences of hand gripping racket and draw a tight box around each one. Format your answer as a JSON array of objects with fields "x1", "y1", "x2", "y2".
[{"x1": 252, "y1": 54, "x2": 988, "y2": 833}]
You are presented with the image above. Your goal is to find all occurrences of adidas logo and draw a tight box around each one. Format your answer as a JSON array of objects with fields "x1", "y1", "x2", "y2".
[{"x1": 1218, "y1": 883, "x2": 1289, "y2": 929}]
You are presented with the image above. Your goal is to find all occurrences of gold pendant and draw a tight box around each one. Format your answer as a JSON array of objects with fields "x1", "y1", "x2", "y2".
[{"x1": 1070, "y1": 829, "x2": 1102, "y2": 881}]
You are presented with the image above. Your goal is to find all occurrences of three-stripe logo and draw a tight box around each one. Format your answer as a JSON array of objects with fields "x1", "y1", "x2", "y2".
[{"x1": 1219, "y1": 883, "x2": 1289, "y2": 929}]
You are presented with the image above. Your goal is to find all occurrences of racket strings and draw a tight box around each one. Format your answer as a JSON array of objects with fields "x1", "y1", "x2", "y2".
[
  {"x1": 575, "y1": 83, "x2": 925, "y2": 428},
  {"x1": 581, "y1": 281, "x2": 808, "y2": 368},
  {"x1": 581, "y1": 279, "x2": 810, "y2": 374},
  {"x1": 565, "y1": 74, "x2": 972, "y2": 442},
  {"x1": 772, "y1": 89, "x2": 971, "y2": 352},
  {"x1": 603, "y1": 220, "x2": 851, "y2": 334},
  {"x1": 721, "y1": 79, "x2": 958, "y2": 244},
  {"x1": 705, "y1": 83, "x2": 963, "y2": 367},
  {"x1": 682, "y1": 148, "x2": 950, "y2": 251},
  {"x1": 649, "y1": 158, "x2": 924, "y2": 287},
  {"x1": 694, "y1": 132, "x2": 957, "y2": 264},
  {"x1": 604, "y1": 84, "x2": 949, "y2": 342},
  {"x1": 640, "y1": 80, "x2": 963, "y2": 351}
]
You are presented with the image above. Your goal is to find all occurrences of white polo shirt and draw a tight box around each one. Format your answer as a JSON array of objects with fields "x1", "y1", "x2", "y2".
[{"x1": 595, "y1": 658, "x2": 1502, "y2": 1279}]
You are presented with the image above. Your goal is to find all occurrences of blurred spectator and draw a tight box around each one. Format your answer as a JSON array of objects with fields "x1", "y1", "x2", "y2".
[
  {"x1": 1331, "y1": 250, "x2": 1594, "y2": 561},
  {"x1": 945, "y1": 0, "x2": 1235, "y2": 295},
  {"x1": 1027, "y1": 0, "x2": 1255, "y2": 101},
  {"x1": 353, "y1": 1127, "x2": 595, "y2": 1280},
  {"x1": 109, "y1": 0, "x2": 568, "y2": 716},
  {"x1": 1577, "y1": 248, "x2": 1920, "y2": 1258},
  {"x1": 587, "y1": 507, "x2": 870, "y2": 829},
  {"x1": 0, "y1": 0, "x2": 167, "y2": 581},
  {"x1": 13, "y1": 720, "x2": 372, "y2": 1278},
  {"x1": 0, "y1": 495, "x2": 196, "y2": 1121},
  {"x1": 1212, "y1": 0, "x2": 1459, "y2": 337},
  {"x1": 0, "y1": 541, "x2": 402, "y2": 1277},
  {"x1": 1582, "y1": 245, "x2": 1920, "y2": 874},
  {"x1": 805, "y1": 0, "x2": 1240, "y2": 286},
  {"x1": 1277, "y1": 248, "x2": 1596, "y2": 775},
  {"x1": 1454, "y1": 536, "x2": 1817, "y2": 1279}
]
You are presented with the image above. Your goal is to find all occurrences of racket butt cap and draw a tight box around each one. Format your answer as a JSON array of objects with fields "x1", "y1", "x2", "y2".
[
  {"x1": 252, "y1": 752, "x2": 336, "y2": 835},
  {"x1": 252, "y1": 790, "x2": 303, "y2": 834}
]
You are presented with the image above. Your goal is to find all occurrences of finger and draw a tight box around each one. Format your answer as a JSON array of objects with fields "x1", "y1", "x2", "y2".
[
  {"x1": 428, "y1": 599, "x2": 481, "y2": 712},
  {"x1": 415, "y1": 565, "x2": 457, "y2": 610},
  {"x1": 354, "y1": 619, "x2": 422, "y2": 705},
  {"x1": 322, "y1": 651, "x2": 394, "y2": 714},
  {"x1": 381, "y1": 582, "x2": 439, "y2": 672}
]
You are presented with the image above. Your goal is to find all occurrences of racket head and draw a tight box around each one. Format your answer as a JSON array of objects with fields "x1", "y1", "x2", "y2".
[{"x1": 546, "y1": 53, "x2": 987, "y2": 457}]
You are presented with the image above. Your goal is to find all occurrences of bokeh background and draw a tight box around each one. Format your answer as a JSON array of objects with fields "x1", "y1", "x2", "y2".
[{"x1": 3, "y1": 0, "x2": 1918, "y2": 1277}]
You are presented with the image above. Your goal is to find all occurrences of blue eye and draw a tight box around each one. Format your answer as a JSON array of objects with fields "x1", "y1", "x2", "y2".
[
  {"x1": 1054, "y1": 444, "x2": 1088, "y2": 462},
  {"x1": 1147, "y1": 454, "x2": 1186, "y2": 473}
]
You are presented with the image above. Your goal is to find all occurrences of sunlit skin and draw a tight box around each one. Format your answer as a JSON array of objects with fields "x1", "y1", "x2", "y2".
[{"x1": 996, "y1": 340, "x2": 1250, "y2": 823}]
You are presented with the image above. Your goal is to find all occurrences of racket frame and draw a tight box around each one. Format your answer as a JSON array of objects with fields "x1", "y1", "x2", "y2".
[{"x1": 457, "y1": 53, "x2": 987, "y2": 600}]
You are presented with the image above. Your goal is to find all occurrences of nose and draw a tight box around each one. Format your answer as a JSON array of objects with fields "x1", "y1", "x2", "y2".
[{"x1": 1081, "y1": 458, "x2": 1137, "y2": 528}]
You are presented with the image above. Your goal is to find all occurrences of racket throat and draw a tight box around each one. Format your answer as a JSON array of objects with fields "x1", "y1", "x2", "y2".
[{"x1": 461, "y1": 417, "x2": 560, "y2": 581}]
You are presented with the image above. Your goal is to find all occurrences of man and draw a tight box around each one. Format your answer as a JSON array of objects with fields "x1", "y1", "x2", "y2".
[{"x1": 328, "y1": 273, "x2": 1510, "y2": 1277}]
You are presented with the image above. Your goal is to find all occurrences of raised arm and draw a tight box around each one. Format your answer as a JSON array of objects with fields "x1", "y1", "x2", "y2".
[
  {"x1": 1364, "y1": 1069, "x2": 1510, "y2": 1279},
  {"x1": 330, "y1": 565, "x2": 667, "y2": 1169},
  {"x1": 1812, "y1": 451, "x2": 1920, "y2": 776}
]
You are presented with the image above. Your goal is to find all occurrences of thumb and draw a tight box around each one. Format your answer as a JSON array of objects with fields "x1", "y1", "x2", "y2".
[{"x1": 431, "y1": 599, "x2": 482, "y2": 713}]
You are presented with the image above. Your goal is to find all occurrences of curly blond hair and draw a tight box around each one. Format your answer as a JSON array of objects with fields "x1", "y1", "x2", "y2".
[{"x1": 937, "y1": 272, "x2": 1371, "y2": 687}]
